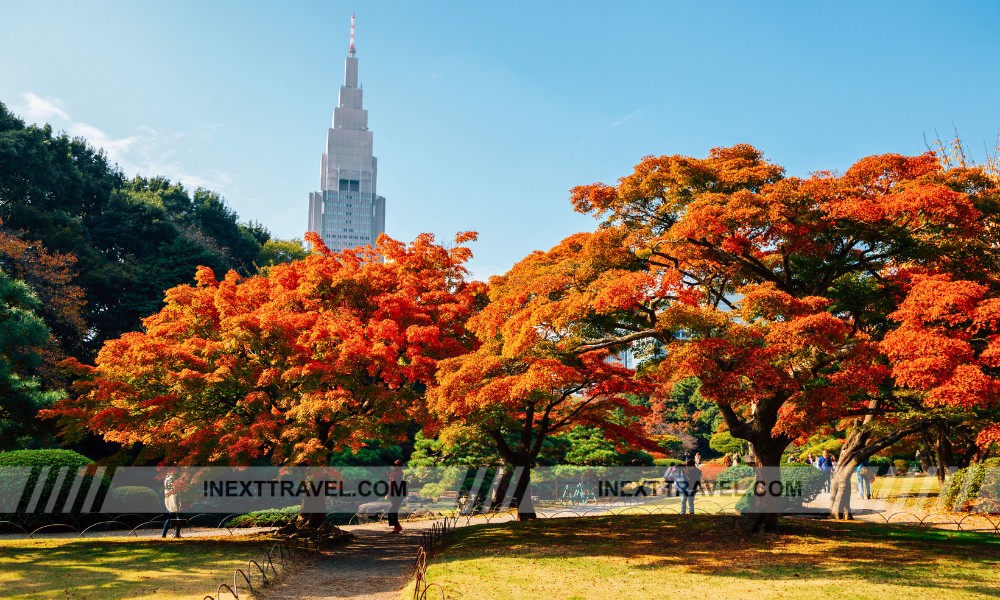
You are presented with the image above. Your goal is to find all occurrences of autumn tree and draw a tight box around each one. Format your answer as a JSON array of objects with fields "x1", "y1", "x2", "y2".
[
  {"x1": 44, "y1": 232, "x2": 485, "y2": 524},
  {"x1": 559, "y1": 145, "x2": 1000, "y2": 530},
  {"x1": 427, "y1": 230, "x2": 654, "y2": 519}
]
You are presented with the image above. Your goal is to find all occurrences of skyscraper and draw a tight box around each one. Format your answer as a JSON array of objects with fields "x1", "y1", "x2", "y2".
[{"x1": 308, "y1": 15, "x2": 386, "y2": 252}]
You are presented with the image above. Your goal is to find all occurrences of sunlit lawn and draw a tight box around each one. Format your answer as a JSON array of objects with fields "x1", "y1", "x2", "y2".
[
  {"x1": 0, "y1": 534, "x2": 281, "y2": 599},
  {"x1": 415, "y1": 514, "x2": 1000, "y2": 599},
  {"x1": 872, "y1": 474, "x2": 944, "y2": 511}
]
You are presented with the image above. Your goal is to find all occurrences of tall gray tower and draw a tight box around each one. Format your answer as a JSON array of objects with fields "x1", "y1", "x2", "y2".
[{"x1": 308, "y1": 14, "x2": 386, "y2": 252}]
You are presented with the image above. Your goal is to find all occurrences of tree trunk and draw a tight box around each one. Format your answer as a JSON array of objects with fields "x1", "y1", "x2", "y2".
[
  {"x1": 511, "y1": 466, "x2": 536, "y2": 520},
  {"x1": 831, "y1": 417, "x2": 930, "y2": 519},
  {"x1": 487, "y1": 466, "x2": 511, "y2": 512},
  {"x1": 295, "y1": 511, "x2": 326, "y2": 529},
  {"x1": 741, "y1": 440, "x2": 788, "y2": 533},
  {"x1": 830, "y1": 426, "x2": 867, "y2": 520},
  {"x1": 934, "y1": 424, "x2": 955, "y2": 483},
  {"x1": 487, "y1": 464, "x2": 536, "y2": 520}
]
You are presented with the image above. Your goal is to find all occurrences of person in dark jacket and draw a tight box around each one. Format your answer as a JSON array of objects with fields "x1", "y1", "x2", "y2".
[
  {"x1": 676, "y1": 459, "x2": 702, "y2": 515},
  {"x1": 386, "y1": 460, "x2": 404, "y2": 534}
]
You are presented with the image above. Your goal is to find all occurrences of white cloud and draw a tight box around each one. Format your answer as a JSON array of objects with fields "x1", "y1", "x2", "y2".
[
  {"x1": 609, "y1": 108, "x2": 643, "y2": 128},
  {"x1": 17, "y1": 92, "x2": 233, "y2": 194},
  {"x1": 20, "y1": 92, "x2": 70, "y2": 122}
]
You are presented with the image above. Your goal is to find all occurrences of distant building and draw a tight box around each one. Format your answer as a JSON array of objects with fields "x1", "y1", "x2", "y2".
[{"x1": 307, "y1": 15, "x2": 386, "y2": 252}]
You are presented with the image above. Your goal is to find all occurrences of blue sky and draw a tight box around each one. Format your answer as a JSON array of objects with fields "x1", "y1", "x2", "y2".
[{"x1": 2, "y1": 1, "x2": 998, "y2": 279}]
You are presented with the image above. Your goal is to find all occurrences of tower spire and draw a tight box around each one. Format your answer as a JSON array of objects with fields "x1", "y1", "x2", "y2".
[{"x1": 349, "y1": 13, "x2": 356, "y2": 56}]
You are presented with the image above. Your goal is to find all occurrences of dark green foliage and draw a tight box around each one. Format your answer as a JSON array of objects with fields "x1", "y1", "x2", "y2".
[
  {"x1": 945, "y1": 465, "x2": 1000, "y2": 512},
  {"x1": 0, "y1": 270, "x2": 58, "y2": 449},
  {"x1": 734, "y1": 463, "x2": 827, "y2": 514},
  {"x1": 866, "y1": 456, "x2": 892, "y2": 476},
  {"x1": 715, "y1": 464, "x2": 754, "y2": 488},
  {"x1": 0, "y1": 102, "x2": 270, "y2": 354},
  {"x1": 329, "y1": 443, "x2": 403, "y2": 466},
  {"x1": 545, "y1": 427, "x2": 653, "y2": 466},
  {"x1": 225, "y1": 506, "x2": 300, "y2": 528},
  {"x1": 103, "y1": 486, "x2": 160, "y2": 513},
  {"x1": 656, "y1": 378, "x2": 720, "y2": 456},
  {"x1": 0, "y1": 449, "x2": 97, "y2": 528},
  {"x1": 408, "y1": 430, "x2": 500, "y2": 467}
]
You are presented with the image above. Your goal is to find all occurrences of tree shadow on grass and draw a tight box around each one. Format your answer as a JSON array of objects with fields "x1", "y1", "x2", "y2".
[
  {"x1": 0, "y1": 536, "x2": 271, "y2": 598},
  {"x1": 434, "y1": 515, "x2": 1000, "y2": 597}
]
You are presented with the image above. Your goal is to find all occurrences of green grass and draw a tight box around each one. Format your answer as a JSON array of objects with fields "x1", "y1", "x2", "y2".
[
  {"x1": 0, "y1": 534, "x2": 283, "y2": 599},
  {"x1": 872, "y1": 474, "x2": 944, "y2": 510},
  {"x1": 415, "y1": 515, "x2": 1000, "y2": 599}
]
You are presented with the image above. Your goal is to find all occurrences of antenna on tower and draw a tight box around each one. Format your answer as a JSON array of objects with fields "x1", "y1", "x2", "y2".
[{"x1": 349, "y1": 14, "x2": 356, "y2": 56}]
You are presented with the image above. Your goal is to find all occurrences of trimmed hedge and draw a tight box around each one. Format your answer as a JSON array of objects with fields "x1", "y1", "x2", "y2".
[
  {"x1": 866, "y1": 456, "x2": 891, "y2": 476},
  {"x1": 0, "y1": 449, "x2": 98, "y2": 529},
  {"x1": 945, "y1": 465, "x2": 1000, "y2": 512},
  {"x1": 104, "y1": 486, "x2": 161, "y2": 513},
  {"x1": 654, "y1": 458, "x2": 683, "y2": 468},
  {"x1": 734, "y1": 463, "x2": 826, "y2": 514},
  {"x1": 225, "y1": 506, "x2": 300, "y2": 528},
  {"x1": 715, "y1": 465, "x2": 754, "y2": 489}
]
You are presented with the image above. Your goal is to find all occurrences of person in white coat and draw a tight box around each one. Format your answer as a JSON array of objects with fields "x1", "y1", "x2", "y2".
[{"x1": 162, "y1": 472, "x2": 184, "y2": 538}]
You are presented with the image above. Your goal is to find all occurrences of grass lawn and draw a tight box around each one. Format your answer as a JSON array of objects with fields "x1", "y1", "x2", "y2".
[
  {"x1": 872, "y1": 474, "x2": 945, "y2": 511},
  {"x1": 0, "y1": 534, "x2": 286, "y2": 599},
  {"x1": 417, "y1": 514, "x2": 1000, "y2": 599}
]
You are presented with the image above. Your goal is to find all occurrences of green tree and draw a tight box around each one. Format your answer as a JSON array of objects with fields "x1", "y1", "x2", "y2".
[
  {"x1": 0, "y1": 102, "x2": 269, "y2": 353},
  {"x1": 0, "y1": 269, "x2": 60, "y2": 449},
  {"x1": 257, "y1": 238, "x2": 309, "y2": 268},
  {"x1": 709, "y1": 431, "x2": 746, "y2": 456}
]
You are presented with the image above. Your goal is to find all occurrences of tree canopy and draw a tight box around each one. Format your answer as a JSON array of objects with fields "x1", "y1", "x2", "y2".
[
  {"x1": 0, "y1": 102, "x2": 275, "y2": 353},
  {"x1": 43, "y1": 232, "x2": 485, "y2": 466}
]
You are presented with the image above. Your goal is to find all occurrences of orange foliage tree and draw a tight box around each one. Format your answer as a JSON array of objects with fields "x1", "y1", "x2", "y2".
[
  {"x1": 43, "y1": 232, "x2": 485, "y2": 473},
  {"x1": 559, "y1": 145, "x2": 1000, "y2": 529},
  {"x1": 0, "y1": 221, "x2": 87, "y2": 372},
  {"x1": 428, "y1": 230, "x2": 654, "y2": 518}
]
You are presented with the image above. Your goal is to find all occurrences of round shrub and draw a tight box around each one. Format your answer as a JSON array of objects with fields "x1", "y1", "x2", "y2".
[
  {"x1": 893, "y1": 459, "x2": 909, "y2": 475},
  {"x1": 709, "y1": 431, "x2": 745, "y2": 455},
  {"x1": 715, "y1": 464, "x2": 754, "y2": 489},
  {"x1": 734, "y1": 464, "x2": 826, "y2": 514},
  {"x1": 225, "y1": 506, "x2": 300, "y2": 528},
  {"x1": 866, "y1": 456, "x2": 891, "y2": 476},
  {"x1": 103, "y1": 486, "x2": 161, "y2": 514},
  {"x1": 654, "y1": 458, "x2": 683, "y2": 468},
  {"x1": 0, "y1": 449, "x2": 96, "y2": 529}
]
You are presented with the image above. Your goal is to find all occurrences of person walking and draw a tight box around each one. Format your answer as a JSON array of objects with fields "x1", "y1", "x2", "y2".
[
  {"x1": 386, "y1": 460, "x2": 404, "y2": 534},
  {"x1": 817, "y1": 450, "x2": 834, "y2": 493},
  {"x1": 161, "y1": 471, "x2": 183, "y2": 538},
  {"x1": 677, "y1": 459, "x2": 702, "y2": 515},
  {"x1": 856, "y1": 463, "x2": 873, "y2": 500}
]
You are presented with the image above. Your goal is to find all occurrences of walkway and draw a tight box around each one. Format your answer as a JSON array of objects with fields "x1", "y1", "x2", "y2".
[{"x1": 257, "y1": 522, "x2": 426, "y2": 600}]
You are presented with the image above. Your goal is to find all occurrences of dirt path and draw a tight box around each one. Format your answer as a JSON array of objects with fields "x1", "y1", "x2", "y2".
[{"x1": 257, "y1": 523, "x2": 425, "y2": 600}]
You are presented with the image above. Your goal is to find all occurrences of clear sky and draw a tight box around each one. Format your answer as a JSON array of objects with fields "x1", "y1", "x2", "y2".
[{"x1": 2, "y1": 1, "x2": 998, "y2": 280}]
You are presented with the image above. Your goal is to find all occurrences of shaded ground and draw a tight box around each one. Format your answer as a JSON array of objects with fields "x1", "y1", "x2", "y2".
[
  {"x1": 257, "y1": 523, "x2": 424, "y2": 600},
  {"x1": 420, "y1": 514, "x2": 1000, "y2": 599},
  {"x1": 0, "y1": 533, "x2": 279, "y2": 599}
]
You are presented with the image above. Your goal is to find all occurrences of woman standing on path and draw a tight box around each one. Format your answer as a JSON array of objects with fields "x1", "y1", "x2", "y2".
[
  {"x1": 386, "y1": 460, "x2": 404, "y2": 534},
  {"x1": 161, "y1": 471, "x2": 184, "y2": 538}
]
